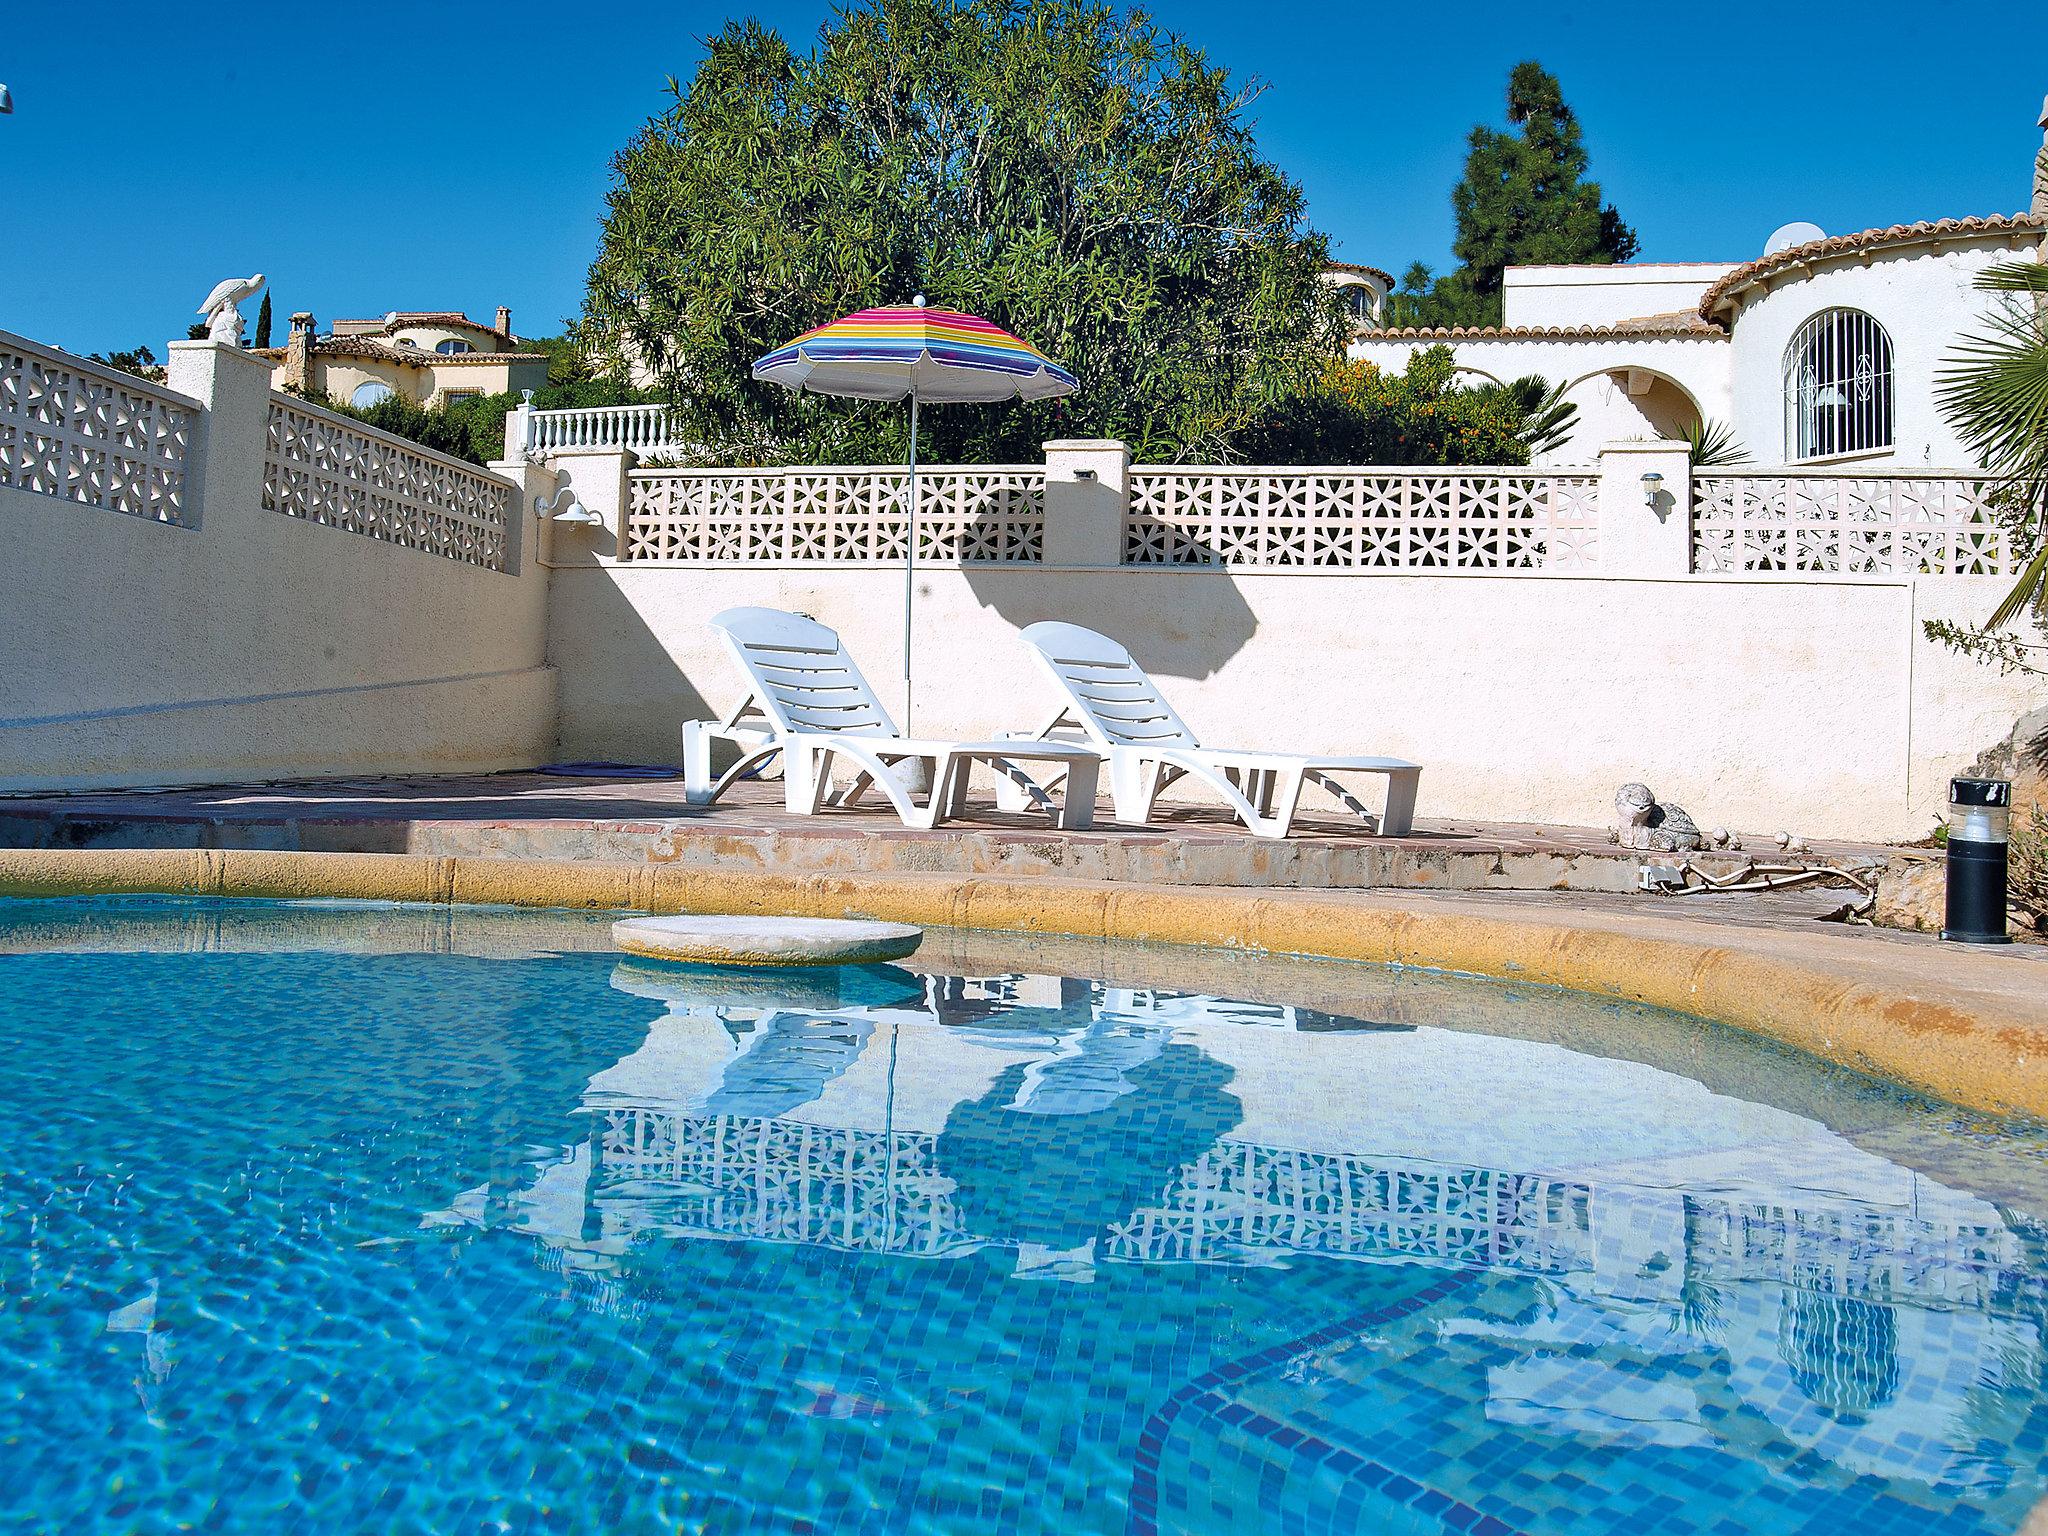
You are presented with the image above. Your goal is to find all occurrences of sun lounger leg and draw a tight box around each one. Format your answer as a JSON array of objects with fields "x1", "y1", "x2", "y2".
[
  {"x1": 782, "y1": 742, "x2": 831, "y2": 815},
  {"x1": 1381, "y1": 767, "x2": 1420, "y2": 837},
  {"x1": 1055, "y1": 755, "x2": 1099, "y2": 830},
  {"x1": 942, "y1": 755, "x2": 971, "y2": 818},
  {"x1": 1108, "y1": 752, "x2": 1159, "y2": 825},
  {"x1": 682, "y1": 721, "x2": 715, "y2": 805}
]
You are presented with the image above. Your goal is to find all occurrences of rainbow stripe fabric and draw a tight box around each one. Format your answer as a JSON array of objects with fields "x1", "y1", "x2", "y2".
[{"x1": 753, "y1": 304, "x2": 1078, "y2": 403}]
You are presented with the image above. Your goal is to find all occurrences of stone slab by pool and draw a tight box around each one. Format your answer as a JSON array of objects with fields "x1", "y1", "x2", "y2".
[{"x1": 612, "y1": 913, "x2": 922, "y2": 967}]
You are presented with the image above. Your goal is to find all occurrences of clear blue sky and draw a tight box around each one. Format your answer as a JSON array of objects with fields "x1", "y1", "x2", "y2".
[{"x1": 5, "y1": 0, "x2": 2044, "y2": 356}]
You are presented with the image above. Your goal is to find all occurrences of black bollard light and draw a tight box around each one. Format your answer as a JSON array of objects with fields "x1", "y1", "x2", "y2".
[{"x1": 1942, "y1": 777, "x2": 2013, "y2": 945}]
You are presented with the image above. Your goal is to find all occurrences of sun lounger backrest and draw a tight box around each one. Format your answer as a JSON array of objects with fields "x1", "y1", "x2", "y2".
[
  {"x1": 1018, "y1": 621, "x2": 1201, "y2": 748},
  {"x1": 711, "y1": 607, "x2": 897, "y2": 737}
]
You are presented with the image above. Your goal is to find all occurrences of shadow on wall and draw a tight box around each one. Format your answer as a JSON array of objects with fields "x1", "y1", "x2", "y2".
[
  {"x1": 960, "y1": 508, "x2": 1258, "y2": 683},
  {"x1": 549, "y1": 574, "x2": 703, "y2": 767}
]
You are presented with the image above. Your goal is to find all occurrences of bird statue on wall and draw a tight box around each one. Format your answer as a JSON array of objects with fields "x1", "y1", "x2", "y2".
[{"x1": 197, "y1": 274, "x2": 266, "y2": 346}]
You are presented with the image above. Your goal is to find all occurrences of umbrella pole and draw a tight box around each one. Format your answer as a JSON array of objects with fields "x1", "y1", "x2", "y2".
[{"x1": 903, "y1": 392, "x2": 919, "y2": 732}]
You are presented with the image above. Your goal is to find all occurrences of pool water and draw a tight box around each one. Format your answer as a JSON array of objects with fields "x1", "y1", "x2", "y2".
[{"x1": 2, "y1": 898, "x2": 2045, "y2": 1534}]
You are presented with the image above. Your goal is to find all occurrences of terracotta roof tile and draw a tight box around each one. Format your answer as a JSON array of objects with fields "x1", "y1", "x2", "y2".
[
  {"x1": 1697, "y1": 213, "x2": 2047, "y2": 318},
  {"x1": 380, "y1": 312, "x2": 517, "y2": 348},
  {"x1": 1354, "y1": 312, "x2": 1727, "y2": 341},
  {"x1": 302, "y1": 336, "x2": 432, "y2": 367},
  {"x1": 1325, "y1": 260, "x2": 1395, "y2": 286}
]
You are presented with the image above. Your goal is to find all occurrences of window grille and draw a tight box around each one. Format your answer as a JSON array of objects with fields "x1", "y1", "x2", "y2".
[{"x1": 1784, "y1": 309, "x2": 1893, "y2": 460}]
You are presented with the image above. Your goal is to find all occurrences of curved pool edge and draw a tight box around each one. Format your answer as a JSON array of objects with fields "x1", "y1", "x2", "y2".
[{"x1": 1, "y1": 846, "x2": 2043, "y2": 1122}]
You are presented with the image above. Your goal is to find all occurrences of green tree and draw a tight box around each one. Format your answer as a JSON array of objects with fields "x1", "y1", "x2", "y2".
[
  {"x1": 1402, "y1": 63, "x2": 1637, "y2": 329},
  {"x1": 580, "y1": 0, "x2": 1345, "y2": 464},
  {"x1": 87, "y1": 344, "x2": 161, "y2": 380},
  {"x1": 1238, "y1": 347, "x2": 1573, "y2": 466},
  {"x1": 1384, "y1": 263, "x2": 1438, "y2": 330},
  {"x1": 253, "y1": 292, "x2": 273, "y2": 350}
]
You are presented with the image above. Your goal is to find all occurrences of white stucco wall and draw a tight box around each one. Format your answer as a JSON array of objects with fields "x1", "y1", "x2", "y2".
[
  {"x1": 1723, "y1": 230, "x2": 2043, "y2": 468},
  {"x1": 545, "y1": 557, "x2": 2044, "y2": 843},
  {"x1": 1504, "y1": 263, "x2": 1738, "y2": 329},
  {"x1": 0, "y1": 345, "x2": 556, "y2": 790},
  {"x1": 309, "y1": 355, "x2": 433, "y2": 407}
]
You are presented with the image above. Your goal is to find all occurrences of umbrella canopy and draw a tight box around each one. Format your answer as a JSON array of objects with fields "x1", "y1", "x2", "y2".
[
  {"x1": 752, "y1": 303, "x2": 1077, "y2": 403},
  {"x1": 750, "y1": 299, "x2": 1077, "y2": 733}
]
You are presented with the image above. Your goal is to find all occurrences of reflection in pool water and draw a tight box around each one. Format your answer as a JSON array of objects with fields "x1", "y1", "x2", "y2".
[{"x1": 1, "y1": 899, "x2": 2044, "y2": 1534}]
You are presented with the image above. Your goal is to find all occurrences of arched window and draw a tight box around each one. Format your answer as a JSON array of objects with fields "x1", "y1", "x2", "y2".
[
  {"x1": 1783, "y1": 309, "x2": 1893, "y2": 460},
  {"x1": 435, "y1": 338, "x2": 474, "y2": 355},
  {"x1": 350, "y1": 381, "x2": 396, "y2": 409},
  {"x1": 1338, "y1": 284, "x2": 1379, "y2": 326}
]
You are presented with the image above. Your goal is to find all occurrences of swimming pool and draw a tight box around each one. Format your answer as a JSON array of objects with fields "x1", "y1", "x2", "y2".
[{"x1": 2, "y1": 897, "x2": 2044, "y2": 1533}]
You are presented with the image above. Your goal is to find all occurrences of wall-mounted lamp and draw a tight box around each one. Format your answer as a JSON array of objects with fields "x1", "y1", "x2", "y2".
[
  {"x1": 1640, "y1": 470, "x2": 1664, "y2": 507},
  {"x1": 1074, "y1": 468, "x2": 1098, "y2": 482},
  {"x1": 535, "y1": 473, "x2": 600, "y2": 526}
]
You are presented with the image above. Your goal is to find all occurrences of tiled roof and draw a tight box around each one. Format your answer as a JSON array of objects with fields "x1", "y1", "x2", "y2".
[
  {"x1": 247, "y1": 336, "x2": 432, "y2": 367},
  {"x1": 1326, "y1": 260, "x2": 1395, "y2": 286},
  {"x1": 1354, "y1": 310, "x2": 1726, "y2": 342},
  {"x1": 330, "y1": 312, "x2": 519, "y2": 349},
  {"x1": 1697, "y1": 213, "x2": 2047, "y2": 318},
  {"x1": 382, "y1": 312, "x2": 517, "y2": 348},
  {"x1": 422, "y1": 350, "x2": 549, "y2": 365}
]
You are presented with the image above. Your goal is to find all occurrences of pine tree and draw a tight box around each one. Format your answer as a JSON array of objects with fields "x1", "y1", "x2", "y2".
[
  {"x1": 1406, "y1": 63, "x2": 1637, "y2": 328},
  {"x1": 253, "y1": 291, "x2": 273, "y2": 349}
]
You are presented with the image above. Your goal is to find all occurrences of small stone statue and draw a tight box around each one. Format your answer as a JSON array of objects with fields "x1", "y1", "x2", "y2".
[
  {"x1": 196, "y1": 273, "x2": 266, "y2": 345},
  {"x1": 1611, "y1": 782, "x2": 1704, "y2": 852}
]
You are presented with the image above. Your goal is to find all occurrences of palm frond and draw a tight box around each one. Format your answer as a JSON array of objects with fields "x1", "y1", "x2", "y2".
[
  {"x1": 1986, "y1": 544, "x2": 2048, "y2": 632},
  {"x1": 1937, "y1": 275, "x2": 2048, "y2": 630},
  {"x1": 1972, "y1": 258, "x2": 2048, "y2": 296},
  {"x1": 1495, "y1": 374, "x2": 1578, "y2": 458},
  {"x1": 1683, "y1": 418, "x2": 1750, "y2": 468}
]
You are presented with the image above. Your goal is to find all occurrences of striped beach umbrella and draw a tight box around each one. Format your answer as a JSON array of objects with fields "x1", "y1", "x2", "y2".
[{"x1": 754, "y1": 298, "x2": 1077, "y2": 727}]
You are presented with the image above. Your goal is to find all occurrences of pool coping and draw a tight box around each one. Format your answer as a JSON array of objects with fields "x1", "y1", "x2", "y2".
[{"x1": 1, "y1": 846, "x2": 2043, "y2": 1122}]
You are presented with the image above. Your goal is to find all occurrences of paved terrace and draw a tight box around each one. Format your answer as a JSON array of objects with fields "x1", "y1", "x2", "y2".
[{"x1": 0, "y1": 770, "x2": 1896, "y2": 893}]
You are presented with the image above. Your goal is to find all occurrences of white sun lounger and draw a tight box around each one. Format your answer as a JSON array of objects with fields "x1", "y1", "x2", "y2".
[
  {"x1": 1014, "y1": 621, "x2": 1420, "y2": 840},
  {"x1": 682, "y1": 607, "x2": 1099, "y2": 832}
]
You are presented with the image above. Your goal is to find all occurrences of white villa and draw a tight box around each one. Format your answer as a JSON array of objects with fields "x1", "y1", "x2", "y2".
[
  {"x1": 1349, "y1": 212, "x2": 2047, "y2": 466},
  {"x1": 1335, "y1": 95, "x2": 2048, "y2": 469},
  {"x1": 258, "y1": 306, "x2": 550, "y2": 411}
]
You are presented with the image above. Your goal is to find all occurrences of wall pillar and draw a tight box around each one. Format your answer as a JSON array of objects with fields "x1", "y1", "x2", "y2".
[
  {"x1": 1041, "y1": 438, "x2": 1130, "y2": 568},
  {"x1": 166, "y1": 340, "x2": 275, "y2": 532},
  {"x1": 486, "y1": 457, "x2": 553, "y2": 578},
  {"x1": 504, "y1": 395, "x2": 535, "y2": 462},
  {"x1": 1595, "y1": 439, "x2": 1694, "y2": 577}
]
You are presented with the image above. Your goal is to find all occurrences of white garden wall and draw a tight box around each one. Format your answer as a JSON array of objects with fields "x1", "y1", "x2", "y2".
[
  {"x1": 0, "y1": 336, "x2": 555, "y2": 790},
  {"x1": 3, "y1": 326, "x2": 2040, "y2": 848},
  {"x1": 541, "y1": 443, "x2": 2047, "y2": 844}
]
